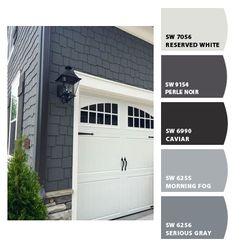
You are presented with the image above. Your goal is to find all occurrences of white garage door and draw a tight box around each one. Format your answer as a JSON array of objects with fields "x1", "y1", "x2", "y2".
[{"x1": 72, "y1": 73, "x2": 153, "y2": 220}]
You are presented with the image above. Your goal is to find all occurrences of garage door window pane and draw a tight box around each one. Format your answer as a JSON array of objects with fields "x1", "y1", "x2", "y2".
[
  {"x1": 112, "y1": 104, "x2": 118, "y2": 114},
  {"x1": 105, "y1": 114, "x2": 111, "y2": 125},
  {"x1": 89, "y1": 112, "x2": 96, "y2": 123},
  {"x1": 81, "y1": 111, "x2": 88, "y2": 123},
  {"x1": 112, "y1": 115, "x2": 118, "y2": 125},
  {"x1": 146, "y1": 119, "x2": 150, "y2": 128},
  {"x1": 134, "y1": 108, "x2": 139, "y2": 117},
  {"x1": 89, "y1": 104, "x2": 96, "y2": 111},
  {"x1": 128, "y1": 117, "x2": 133, "y2": 127},
  {"x1": 128, "y1": 106, "x2": 133, "y2": 116},
  {"x1": 97, "y1": 113, "x2": 104, "y2": 124},
  {"x1": 134, "y1": 118, "x2": 139, "y2": 127},
  {"x1": 105, "y1": 103, "x2": 111, "y2": 113},
  {"x1": 151, "y1": 120, "x2": 154, "y2": 129},
  {"x1": 140, "y1": 118, "x2": 145, "y2": 128},
  {"x1": 140, "y1": 110, "x2": 144, "y2": 117},
  {"x1": 98, "y1": 103, "x2": 104, "y2": 112}
]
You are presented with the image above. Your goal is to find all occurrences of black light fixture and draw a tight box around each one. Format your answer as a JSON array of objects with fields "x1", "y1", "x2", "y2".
[{"x1": 56, "y1": 66, "x2": 81, "y2": 103}]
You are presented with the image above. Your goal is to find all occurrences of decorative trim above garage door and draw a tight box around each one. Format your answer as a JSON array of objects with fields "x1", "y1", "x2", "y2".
[{"x1": 74, "y1": 71, "x2": 153, "y2": 104}]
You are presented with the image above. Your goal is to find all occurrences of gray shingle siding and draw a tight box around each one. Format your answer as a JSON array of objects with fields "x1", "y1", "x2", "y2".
[
  {"x1": 8, "y1": 26, "x2": 41, "y2": 167},
  {"x1": 45, "y1": 26, "x2": 153, "y2": 192},
  {"x1": 8, "y1": 26, "x2": 153, "y2": 192}
]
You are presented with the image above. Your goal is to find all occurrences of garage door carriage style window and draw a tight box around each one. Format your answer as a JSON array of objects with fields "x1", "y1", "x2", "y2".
[
  {"x1": 80, "y1": 103, "x2": 118, "y2": 126},
  {"x1": 128, "y1": 106, "x2": 154, "y2": 129}
]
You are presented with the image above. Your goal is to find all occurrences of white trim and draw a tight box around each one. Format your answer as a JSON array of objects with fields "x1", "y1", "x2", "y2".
[
  {"x1": 74, "y1": 71, "x2": 153, "y2": 105},
  {"x1": 116, "y1": 26, "x2": 153, "y2": 44},
  {"x1": 72, "y1": 71, "x2": 153, "y2": 220},
  {"x1": 7, "y1": 27, "x2": 16, "y2": 62},
  {"x1": 8, "y1": 71, "x2": 20, "y2": 155},
  {"x1": 72, "y1": 85, "x2": 80, "y2": 220}
]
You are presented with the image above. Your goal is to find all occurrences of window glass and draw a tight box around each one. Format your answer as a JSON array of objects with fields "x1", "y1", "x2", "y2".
[
  {"x1": 89, "y1": 104, "x2": 96, "y2": 111},
  {"x1": 112, "y1": 104, "x2": 117, "y2": 114},
  {"x1": 134, "y1": 108, "x2": 139, "y2": 117},
  {"x1": 112, "y1": 115, "x2": 118, "y2": 125},
  {"x1": 81, "y1": 111, "x2": 88, "y2": 123},
  {"x1": 10, "y1": 95, "x2": 17, "y2": 121},
  {"x1": 151, "y1": 120, "x2": 154, "y2": 129},
  {"x1": 97, "y1": 103, "x2": 104, "y2": 112},
  {"x1": 80, "y1": 103, "x2": 118, "y2": 126},
  {"x1": 128, "y1": 106, "x2": 153, "y2": 129},
  {"x1": 128, "y1": 117, "x2": 133, "y2": 127},
  {"x1": 8, "y1": 72, "x2": 20, "y2": 155},
  {"x1": 89, "y1": 112, "x2": 96, "y2": 123},
  {"x1": 97, "y1": 113, "x2": 104, "y2": 124},
  {"x1": 128, "y1": 106, "x2": 133, "y2": 116},
  {"x1": 134, "y1": 118, "x2": 139, "y2": 127},
  {"x1": 105, "y1": 103, "x2": 111, "y2": 113},
  {"x1": 140, "y1": 118, "x2": 145, "y2": 128},
  {"x1": 105, "y1": 114, "x2": 111, "y2": 125}
]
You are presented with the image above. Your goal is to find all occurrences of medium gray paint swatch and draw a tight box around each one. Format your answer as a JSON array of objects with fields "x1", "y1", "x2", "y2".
[
  {"x1": 162, "y1": 197, "x2": 227, "y2": 239},
  {"x1": 161, "y1": 150, "x2": 227, "y2": 192},
  {"x1": 162, "y1": 56, "x2": 227, "y2": 98},
  {"x1": 162, "y1": 8, "x2": 227, "y2": 50}
]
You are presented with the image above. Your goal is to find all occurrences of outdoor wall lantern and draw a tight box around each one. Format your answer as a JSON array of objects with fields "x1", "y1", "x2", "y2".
[{"x1": 56, "y1": 66, "x2": 81, "y2": 104}]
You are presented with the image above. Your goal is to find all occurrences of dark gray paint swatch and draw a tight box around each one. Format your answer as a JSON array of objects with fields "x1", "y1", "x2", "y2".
[
  {"x1": 162, "y1": 197, "x2": 227, "y2": 239},
  {"x1": 161, "y1": 150, "x2": 227, "y2": 192},
  {"x1": 162, "y1": 56, "x2": 227, "y2": 98}
]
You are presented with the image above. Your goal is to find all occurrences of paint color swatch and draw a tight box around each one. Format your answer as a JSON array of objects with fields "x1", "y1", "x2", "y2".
[
  {"x1": 162, "y1": 8, "x2": 227, "y2": 50},
  {"x1": 162, "y1": 55, "x2": 227, "y2": 98},
  {"x1": 161, "y1": 150, "x2": 227, "y2": 192},
  {"x1": 161, "y1": 197, "x2": 227, "y2": 239},
  {"x1": 161, "y1": 103, "x2": 228, "y2": 145}
]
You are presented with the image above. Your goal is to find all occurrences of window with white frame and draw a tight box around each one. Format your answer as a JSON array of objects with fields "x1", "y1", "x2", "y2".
[
  {"x1": 7, "y1": 26, "x2": 18, "y2": 59},
  {"x1": 80, "y1": 103, "x2": 118, "y2": 126},
  {"x1": 128, "y1": 106, "x2": 154, "y2": 129},
  {"x1": 8, "y1": 72, "x2": 20, "y2": 155}
]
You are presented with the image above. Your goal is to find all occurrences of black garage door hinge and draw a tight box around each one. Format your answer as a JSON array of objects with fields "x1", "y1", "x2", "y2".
[{"x1": 78, "y1": 132, "x2": 94, "y2": 136}]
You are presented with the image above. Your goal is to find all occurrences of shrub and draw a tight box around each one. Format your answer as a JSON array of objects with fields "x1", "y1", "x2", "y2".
[{"x1": 8, "y1": 137, "x2": 47, "y2": 220}]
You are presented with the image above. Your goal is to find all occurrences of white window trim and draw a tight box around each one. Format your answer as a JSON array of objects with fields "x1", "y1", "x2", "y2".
[
  {"x1": 7, "y1": 27, "x2": 17, "y2": 62},
  {"x1": 8, "y1": 72, "x2": 20, "y2": 155}
]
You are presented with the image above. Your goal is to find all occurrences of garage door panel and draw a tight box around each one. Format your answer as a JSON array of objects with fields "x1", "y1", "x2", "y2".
[
  {"x1": 125, "y1": 174, "x2": 153, "y2": 213},
  {"x1": 78, "y1": 136, "x2": 122, "y2": 173},
  {"x1": 77, "y1": 178, "x2": 122, "y2": 220},
  {"x1": 124, "y1": 138, "x2": 153, "y2": 169},
  {"x1": 78, "y1": 171, "x2": 121, "y2": 182}
]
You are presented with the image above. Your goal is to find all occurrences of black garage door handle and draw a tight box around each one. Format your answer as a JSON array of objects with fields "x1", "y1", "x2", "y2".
[
  {"x1": 124, "y1": 157, "x2": 127, "y2": 171},
  {"x1": 121, "y1": 157, "x2": 124, "y2": 171}
]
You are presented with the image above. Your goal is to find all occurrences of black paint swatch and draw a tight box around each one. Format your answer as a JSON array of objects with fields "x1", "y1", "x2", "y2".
[
  {"x1": 162, "y1": 55, "x2": 227, "y2": 98},
  {"x1": 161, "y1": 103, "x2": 227, "y2": 145}
]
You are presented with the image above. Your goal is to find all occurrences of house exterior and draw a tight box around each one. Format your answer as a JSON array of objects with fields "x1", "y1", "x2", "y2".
[{"x1": 7, "y1": 26, "x2": 153, "y2": 220}]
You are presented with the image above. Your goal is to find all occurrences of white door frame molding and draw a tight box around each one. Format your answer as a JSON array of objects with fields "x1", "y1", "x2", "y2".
[{"x1": 72, "y1": 71, "x2": 153, "y2": 220}]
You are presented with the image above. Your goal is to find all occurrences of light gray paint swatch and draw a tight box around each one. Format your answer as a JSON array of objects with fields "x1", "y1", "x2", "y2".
[
  {"x1": 162, "y1": 197, "x2": 227, "y2": 239},
  {"x1": 162, "y1": 150, "x2": 227, "y2": 192},
  {"x1": 162, "y1": 8, "x2": 227, "y2": 50}
]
